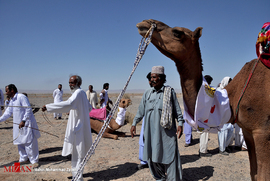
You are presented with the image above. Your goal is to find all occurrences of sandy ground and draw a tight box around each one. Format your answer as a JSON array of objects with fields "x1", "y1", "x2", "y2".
[{"x1": 0, "y1": 93, "x2": 251, "y2": 181}]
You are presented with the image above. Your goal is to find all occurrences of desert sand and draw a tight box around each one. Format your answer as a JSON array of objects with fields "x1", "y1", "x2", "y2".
[{"x1": 0, "y1": 93, "x2": 250, "y2": 181}]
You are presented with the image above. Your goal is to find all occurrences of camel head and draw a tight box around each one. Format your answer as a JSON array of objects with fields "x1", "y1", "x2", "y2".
[
  {"x1": 137, "y1": 19, "x2": 204, "y2": 116},
  {"x1": 118, "y1": 98, "x2": 132, "y2": 108},
  {"x1": 137, "y1": 19, "x2": 203, "y2": 65}
]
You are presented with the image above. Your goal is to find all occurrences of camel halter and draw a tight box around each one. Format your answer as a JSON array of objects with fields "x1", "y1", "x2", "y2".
[{"x1": 72, "y1": 23, "x2": 156, "y2": 181}]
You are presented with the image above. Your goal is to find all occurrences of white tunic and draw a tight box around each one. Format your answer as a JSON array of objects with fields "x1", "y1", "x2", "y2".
[
  {"x1": 99, "y1": 89, "x2": 110, "y2": 108},
  {"x1": 53, "y1": 89, "x2": 63, "y2": 103},
  {"x1": 46, "y1": 88, "x2": 93, "y2": 158},
  {"x1": 86, "y1": 90, "x2": 98, "y2": 109},
  {"x1": 0, "y1": 93, "x2": 41, "y2": 145}
]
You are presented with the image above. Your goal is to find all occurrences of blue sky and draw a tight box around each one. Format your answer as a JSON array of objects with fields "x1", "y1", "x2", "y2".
[{"x1": 0, "y1": 0, "x2": 269, "y2": 93}]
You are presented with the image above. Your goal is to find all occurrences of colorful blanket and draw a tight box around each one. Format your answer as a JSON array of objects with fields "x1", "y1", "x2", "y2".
[{"x1": 89, "y1": 107, "x2": 106, "y2": 121}]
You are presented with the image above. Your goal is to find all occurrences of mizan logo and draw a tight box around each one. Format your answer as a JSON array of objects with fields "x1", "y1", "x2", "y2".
[{"x1": 4, "y1": 162, "x2": 32, "y2": 172}]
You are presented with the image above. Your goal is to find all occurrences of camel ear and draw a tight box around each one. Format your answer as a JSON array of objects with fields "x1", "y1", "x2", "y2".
[{"x1": 193, "y1": 27, "x2": 203, "y2": 39}]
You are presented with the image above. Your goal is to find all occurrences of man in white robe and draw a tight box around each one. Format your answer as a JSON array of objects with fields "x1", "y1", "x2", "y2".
[
  {"x1": 217, "y1": 77, "x2": 234, "y2": 155},
  {"x1": 42, "y1": 75, "x2": 92, "y2": 181},
  {"x1": 199, "y1": 75, "x2": 212, "y2": 157},
  {"x1": 0, "y1": 89, "x2": 4, "y2": 116},
  {"x1": 86, "y1": 85, "x2": 98, "y2": 109},
  {"x1": 0, "y1": 84, "x2": 40, "y2": 168},
  {"x1": 52, "y1": 84, "x2": 63, "y2": 119}
]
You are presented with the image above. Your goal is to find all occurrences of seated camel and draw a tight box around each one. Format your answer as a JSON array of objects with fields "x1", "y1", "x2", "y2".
[{"x1": 90, "y1": 98, "x2": 131, "y2": 140}]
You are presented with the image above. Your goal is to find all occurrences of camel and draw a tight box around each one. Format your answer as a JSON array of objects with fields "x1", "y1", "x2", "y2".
[
  {"x1": 136, "y1": 19, "x2": 270, "y2": 181},
  {"x1": 90, "y1": 98, "x2": 132, "y2": 140}
]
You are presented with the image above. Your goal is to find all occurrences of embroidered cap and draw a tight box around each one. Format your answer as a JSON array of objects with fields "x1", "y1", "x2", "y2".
[{"x1": 151, "y1": 66, "x2": 164, "y2": 74}]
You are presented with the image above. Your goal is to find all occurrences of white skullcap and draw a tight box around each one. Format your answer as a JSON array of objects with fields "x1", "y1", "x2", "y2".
[{"x1": 151, "y1": 66, "x2": 164, "y2": 74}]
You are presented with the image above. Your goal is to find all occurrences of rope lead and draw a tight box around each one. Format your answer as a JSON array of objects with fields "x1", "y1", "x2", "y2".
[{"x1": 72, "y1": 23, "x2": 156, "y2": 181}]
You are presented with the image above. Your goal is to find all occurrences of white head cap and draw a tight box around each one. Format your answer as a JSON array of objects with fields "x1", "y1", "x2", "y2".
[{"x1": 151, "y1": 66, "x2": 164, "y2": 74}]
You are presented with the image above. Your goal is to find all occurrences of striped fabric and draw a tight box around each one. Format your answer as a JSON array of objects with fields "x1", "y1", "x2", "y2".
[{"x1": 160, "y1": 86, "x2": 172, "y2": 129}]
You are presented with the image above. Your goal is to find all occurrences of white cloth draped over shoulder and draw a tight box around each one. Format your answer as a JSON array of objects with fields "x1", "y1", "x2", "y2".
[
  {"x1": 0, "y1": 93, "x2": 41, "y2": 144},
  {"x1": 183, "y1": 77, "x2": 231, "y2": 133},
  {"x1": 46, "y1": 88, "x2": 92, "y2": 158}
]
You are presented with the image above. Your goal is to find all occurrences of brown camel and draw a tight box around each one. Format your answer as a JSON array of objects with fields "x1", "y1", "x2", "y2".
[
  {"x1": 136, "y1": 19, "x2": 270, "y2": 181},
  {"x1": 90, "y1": 98, "x2": 132, "y2": 140}
]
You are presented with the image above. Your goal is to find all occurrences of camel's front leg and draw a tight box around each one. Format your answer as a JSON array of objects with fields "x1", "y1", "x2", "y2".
[
  {"x1": 251, "y1": 130, "x2": 270, "y2": 181},
  {"x1": 102, "y1": 128, "x2": 118, "y2": 140},
  {"x1": 243, "y1": 129, "x2": 257, "y2": 181}
]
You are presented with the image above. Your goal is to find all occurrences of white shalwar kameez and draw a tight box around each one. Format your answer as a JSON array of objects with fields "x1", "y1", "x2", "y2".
[
  {"x1": 0, "y1": 89, "x2": 4, "y2": 116},
  {"x1": 86, "y1": 90, "x2": 98, "y2": 109},
  {"x1": 0, "y1": 93, "x2": 40, "y2": 164},
  {"x1": 46, "y1": 88, "x2": 92, "y2": 181},
  {"x1": 235, "y1": 123, "x2": 247, "y2": 149},
  {"x1": 100, "y1": 89, "x2": 111, "y2": 108},
  {"x1": 53, "y1": 88, "x2": 63, "y2": 118}
]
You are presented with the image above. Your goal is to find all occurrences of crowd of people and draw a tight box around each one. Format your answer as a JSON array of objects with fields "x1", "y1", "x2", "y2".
[
  {"x1": 0, "y1": 21, "x2": 269, "y2": 181},
  {"x1": 0, "y1": 75, "x2": 115, "y2": 181},
  {"x1": 183, "y1": 75, "x2": 247, "y2": 158},
  {"x1": 0, "y1": 70, "x2": 248, "y2": 181}
]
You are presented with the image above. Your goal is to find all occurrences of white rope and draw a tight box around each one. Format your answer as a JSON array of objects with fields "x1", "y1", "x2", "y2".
[
  {"x1": 1, "y1": 104, "x2": 58, "y2": 127},
  {"x1": 54, "y1": 113, "x2": 68, "y2": 127},
  {"x1": 0, "y1": 105, "x2": 40, "y2": 109},
  {"x1": 0, "y1": 104, "x2": 59, "y2": 137},
  {"x1": 72, "y1": 23, "x2": 156, "y2": 181},
  {"x1": 42, "y1": 112, "x2": 55, "y2": 126}
]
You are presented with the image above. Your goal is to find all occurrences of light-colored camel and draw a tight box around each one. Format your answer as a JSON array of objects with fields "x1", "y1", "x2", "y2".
[
  {"x1": 90, "y1": 98, "x2": 131, "y2": 140},
  {"x1": 136, "y1": 19, "x2": 270, "y2": 181}
]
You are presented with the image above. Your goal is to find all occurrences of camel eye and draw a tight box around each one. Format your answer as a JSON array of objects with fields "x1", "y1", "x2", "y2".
[{"x1": 172, "y1": 29, "x2": 185, "y2": 39}]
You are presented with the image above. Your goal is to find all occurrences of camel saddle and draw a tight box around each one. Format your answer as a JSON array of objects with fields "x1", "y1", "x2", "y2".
[{"x1": 89, "y1": 107, "x2": 106, "y2": 121}]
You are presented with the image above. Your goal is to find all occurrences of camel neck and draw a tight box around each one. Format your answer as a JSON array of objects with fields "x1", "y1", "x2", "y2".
[{"x1": 175, "y1": 54, "x2": 203, "y2": 117}]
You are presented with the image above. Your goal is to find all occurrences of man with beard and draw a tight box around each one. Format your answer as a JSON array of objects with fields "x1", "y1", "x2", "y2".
[
  {"x1": 131, "y1": 66, "x2": 184, "y2": 180},
  {"x1": 0, "y1": 84, "x2": 40, "y2": 168},
  {"x1": 42, "y1": 75, "x2": 92, "y2": 181}
]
